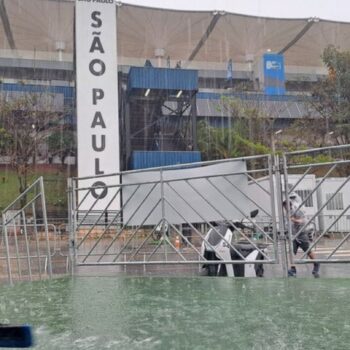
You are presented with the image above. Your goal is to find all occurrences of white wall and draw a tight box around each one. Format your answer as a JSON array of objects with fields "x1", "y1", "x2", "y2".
[
  {"x1": 248, "y1": 174, "x2": 318, "y2": 228},
  {"x1": 316, "y1": 178, "x2": 350, "y2": 232}
]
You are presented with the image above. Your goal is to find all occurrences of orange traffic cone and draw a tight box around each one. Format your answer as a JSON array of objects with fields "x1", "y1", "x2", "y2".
[{"x1": 175, "y1": 235, "x2": 181, "y2": 249}]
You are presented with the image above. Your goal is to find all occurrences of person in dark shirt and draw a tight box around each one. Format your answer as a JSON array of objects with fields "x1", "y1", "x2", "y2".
[{"x1": 283, "y1": 200, "x2": 320, "y2": 278}]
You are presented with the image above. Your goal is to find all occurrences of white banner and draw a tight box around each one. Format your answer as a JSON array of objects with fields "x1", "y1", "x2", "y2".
[
  {"x1": 75, "y1": 0, "x2": 120, "y2": 211},
  {"x1": 122, "y1": 161, "x2": 249, "y2": 225}
]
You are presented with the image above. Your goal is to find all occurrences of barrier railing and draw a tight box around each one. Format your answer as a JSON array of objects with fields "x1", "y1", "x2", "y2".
[
  {"x1": 68, "y1": 155, "x2": 280, "y2": 271},
  {"x1": 4, "y1": 147, "x2": 350, "y2": 281},
  {"x1": 1, "y1": 178, "x2": 52, "y2": 284},
  {"x1": 282, "y1": 145, "x2": 350, "y2": 264}
]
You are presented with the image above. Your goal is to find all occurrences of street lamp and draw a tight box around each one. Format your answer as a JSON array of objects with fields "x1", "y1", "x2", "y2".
[
  {"x1": 271, "y1": 129, "x2": 283, "y2": 155},
  {"x1": 326, "y1": 131, "x2": 334, "y2": 146},
  {"x1": 32, "y1": 124, "x2": 36, "y2": 165}
]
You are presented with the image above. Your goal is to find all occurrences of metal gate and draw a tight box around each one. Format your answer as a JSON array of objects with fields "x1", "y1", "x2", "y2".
[
  {"x1": 1, "y1": 177, "x2": 52, "y2": 284},
  {"x1": 68, "y1": 155, "x2": 280, "y2": 272},
  {"x1": 282, "y1": 145, "x2": 350, "y2": 267},
  {"x1": 69, "y1": 145, "x2": 350, "y2": 276}
]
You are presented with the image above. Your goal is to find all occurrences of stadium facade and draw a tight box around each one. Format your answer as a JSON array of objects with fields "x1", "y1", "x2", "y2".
[{"x1": 1, "y1": 0, "x2": 350, "y2": 174}]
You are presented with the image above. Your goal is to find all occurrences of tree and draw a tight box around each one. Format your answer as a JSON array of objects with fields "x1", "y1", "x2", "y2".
[
  {"x1": 308, "y1": 46, "x2": 350, "y2": 145},
  {"x1": 197, "y1": 88, "x2": 299, "y2": 160},
  {"x1": 0, "y1": 91, "x2": 66, "y2": 202},
  {"x1": 197, "y1": 119, "x2": 270, "y2": 160},
  {"x1": 47, "y1": 127, "x2": 76, "y2": 165}
]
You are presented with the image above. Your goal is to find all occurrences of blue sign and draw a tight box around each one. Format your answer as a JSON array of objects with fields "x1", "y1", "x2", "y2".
[{"x1": 263, "y1": 53, "x2": 285, "y2": 95}]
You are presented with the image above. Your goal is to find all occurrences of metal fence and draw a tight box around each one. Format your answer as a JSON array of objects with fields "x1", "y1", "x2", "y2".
[
  {"x1": 1, "y1": 177, "x2": 69, "y2": 284},
  {"x1": 68, "y1": 155, "x2": 280, "y2": 271},
  {"x1": 282, "y1": 145, "x2": 350, "y2": 265},
  {"x1": 69, "y1": 145, "x2": 350, "y2": 275},
  {"x1": 3, "y1": 145, "x2": 350, "y2": 282}
]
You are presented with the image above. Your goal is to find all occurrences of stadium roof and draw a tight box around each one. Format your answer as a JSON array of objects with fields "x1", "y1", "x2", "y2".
[
  {"x1": 1, "y1": 0, "x2": 350, "y2": 69},
  {"x1": 125, "y1": 0, "x2": 350, "y2": 23}
]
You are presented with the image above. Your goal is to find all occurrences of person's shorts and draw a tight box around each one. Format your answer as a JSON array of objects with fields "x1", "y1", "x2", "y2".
[{"x1": 293, "y1": 239, "x2": 310, "y2": 255}]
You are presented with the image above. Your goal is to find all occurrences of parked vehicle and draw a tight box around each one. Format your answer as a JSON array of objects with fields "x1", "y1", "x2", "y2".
[{"x1": 201, "y1": 210, "x2": 268, "y2": 277}]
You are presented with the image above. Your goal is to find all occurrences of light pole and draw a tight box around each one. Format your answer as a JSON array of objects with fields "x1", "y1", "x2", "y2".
[
  {"x1": 271, "y1": 129, "x2": 282, "y2": 155},
  {"x1": 32, "y1": 124, "x2": 36, "y2": 165},
  {"x1": 326, "y1": 131, "x2": 334, "y2": 157},
  {"x1": 327, "y1": 131, "x2": 334, "y2": 144}
]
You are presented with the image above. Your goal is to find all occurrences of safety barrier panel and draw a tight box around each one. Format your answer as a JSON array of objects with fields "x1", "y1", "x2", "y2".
[
  {"x1": 282, "y1": 145, "x2": 350, "y2": 265},
  {"x1": 4, "y1": 146, "x2": 348, "y2": 281},
  {"x1": 1, "y1": 177, "x2": 52, "y2": 284},
  {"x1": 68, "y1": 155, "x2": 280, "y2": 272}
]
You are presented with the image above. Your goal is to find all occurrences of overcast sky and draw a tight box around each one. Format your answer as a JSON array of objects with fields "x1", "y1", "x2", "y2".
[{"x1": 123, "y1": 0, "x2": 350, "y2": 22}]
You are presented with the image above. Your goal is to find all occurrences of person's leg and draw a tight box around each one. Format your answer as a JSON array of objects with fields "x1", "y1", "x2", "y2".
[
  {"x1": 288, "y1": 265, "x2": 297, "y2": 276},
  {"x1": 288, "y1": 240, "x2": 298, "y2": 277},
  {"x1": 308, "y1": 251, "x2": 320, "y2": 278},
  {"x1": 301, "y1": 242, "x2": 320, "y2": 278}
]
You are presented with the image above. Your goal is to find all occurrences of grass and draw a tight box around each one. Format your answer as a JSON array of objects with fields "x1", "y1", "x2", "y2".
[{"x1": 0, "y1": 167, "x2": 69, "y2": 214}]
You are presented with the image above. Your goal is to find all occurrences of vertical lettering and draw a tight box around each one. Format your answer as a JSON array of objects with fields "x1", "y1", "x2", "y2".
[
  {"x1": 91, "y1": 11, "x2": 102, "y2": 28},
  {"x1": 92, "y1": 134, "x2": 106, "y2": 152}
]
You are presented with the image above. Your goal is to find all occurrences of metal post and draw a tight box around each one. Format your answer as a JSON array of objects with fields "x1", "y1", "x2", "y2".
[
  {"x1": 21, "y1": 211, "x2": 32, "y2": 282},
  {"x1": 268, "y1": 155, "x2": 279, "y2": 262},
  {"x1": 67, "y1": 177, "x2": 75, "y2": 276},
  {"x1": 40, "y1": 177, "x2": 52, "y2": 278},
  {"x1": 191, "y1": 93, "x2": 197, "y2": 151},
  {"x1": 12, "y1": 219, "x2": 22, "y2": 279},
  {"x1": 125, "y1": 98, "x2": 131, "y2": 169},
  {"x1": 32, "y1": 202, "x2": 42, "y2": 279},
  {"x1": 160, "y1": 168, "x2": 167, "y2": 260},
  {"x1": 275, "y1": 155, "x2": 288, "y2": 276},
  {"x1": 282, "y1": 154, "x2": 294, "y2": 274},
  {"x1": 2, "y1": 214, "x2": 12, "y2": 285}
]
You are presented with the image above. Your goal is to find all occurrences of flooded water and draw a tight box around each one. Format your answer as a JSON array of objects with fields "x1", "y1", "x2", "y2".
[{"x1": 1, "y1": 277, "x2": 350, "y2": 349}]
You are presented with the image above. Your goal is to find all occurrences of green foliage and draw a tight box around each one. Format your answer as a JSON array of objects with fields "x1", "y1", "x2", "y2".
[
  {"x1": 0, "y1": 91, "x2": 67, "y2": 199},
  {"x1": 197, "y1": 120, "x2": 270, "y2": 160},
  {"x1": 289, "y1": 153, "x2": 333, "y2": 166},
  {"x1": 0, "y1": 169, "x2": 66, "y2": 212},
  {"x1": 0, "y1": 127, "x2": 12, "y2": 151},
  {"x1": 197, "y1": 92, "x2": 279, "y2": 160},
  {"x1": 309, "y1": 46, "x2": 350, "y2": 144},
  {"x1": 47, "y1": 129, "x2": 76, "y2": 164}
]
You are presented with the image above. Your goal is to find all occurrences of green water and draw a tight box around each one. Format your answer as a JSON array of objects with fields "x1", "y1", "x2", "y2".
[{"x1": 1, "y1": 277, "x2": 350, "y2": 349}]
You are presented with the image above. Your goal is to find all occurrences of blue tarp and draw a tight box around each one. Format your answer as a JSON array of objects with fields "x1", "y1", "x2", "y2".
[
  {"x1": 130, "y1": 151, "x2": 201, "y2": 169},
  {"x1": 128, "y1": 67, "x2": 198, "y2": 92}
]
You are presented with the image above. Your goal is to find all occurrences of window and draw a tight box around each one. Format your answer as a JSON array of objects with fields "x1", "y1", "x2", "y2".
[
  {"x1": 326, "y1": 193, "x2": 344, "y2": 210},
  {"x1": 295, "y1": 189, "x2": 313, "y2": 207}
]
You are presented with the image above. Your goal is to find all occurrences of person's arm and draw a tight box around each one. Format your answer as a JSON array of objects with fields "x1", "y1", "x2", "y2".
[
  {"x1": 290, "y1": 216, "x2": 303, "y2": 224},
  {"x1": 290, "y1": 211, "x2": 306, "y2": 225}
]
